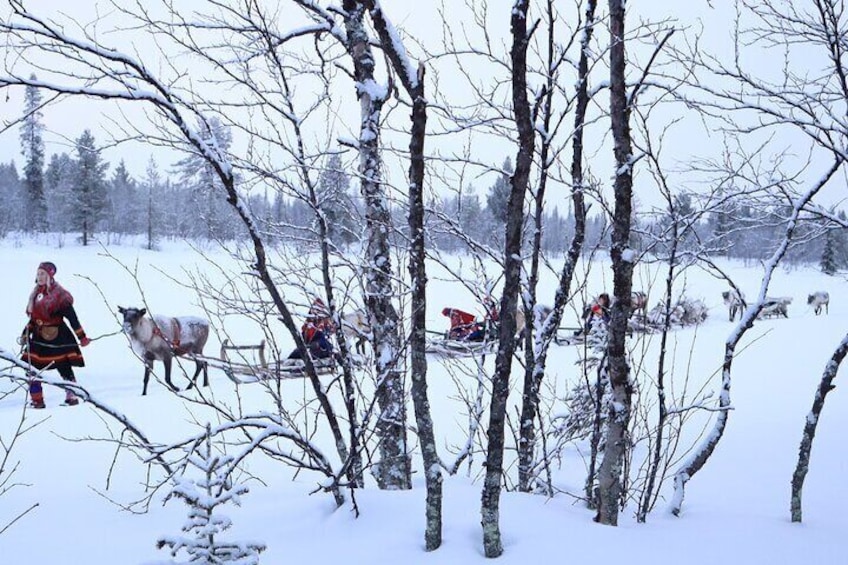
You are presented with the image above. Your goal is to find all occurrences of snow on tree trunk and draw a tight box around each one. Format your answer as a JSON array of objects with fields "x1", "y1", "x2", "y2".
[
  {"x1": 790, "y1": 332, "x2": 848, "y2": 522},
  {"x1": 342, "y1": 0, "x2": 411, "y2": 491},
  {"x1": 482, "y1": 0, "x2": 534, "y2": 557},
  {"x1": 518, "y1": 0, "x2": 596, "y2": 494},
  {"x1": 595, "y1": 0, "x2": 634, "y2": 527},
  {"x1": 365, "y1": 0, "x2": 443, "y2": 547},
  {"x1": 636, "y1": 203, "x2": 677, "y2": 522}
]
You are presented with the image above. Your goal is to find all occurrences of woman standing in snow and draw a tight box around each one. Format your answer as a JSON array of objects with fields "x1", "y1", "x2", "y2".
[{"x1": 18, "y1": 261, "x2": 90, "y2": 408}]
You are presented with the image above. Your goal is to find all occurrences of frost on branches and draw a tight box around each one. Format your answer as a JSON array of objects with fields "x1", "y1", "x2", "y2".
[
  {"x1": 156, "y1": 429, "x2": 265, "y2": 564},
  {"x1": 557, "y1": 320, "x2": 611, "y2": 445}
]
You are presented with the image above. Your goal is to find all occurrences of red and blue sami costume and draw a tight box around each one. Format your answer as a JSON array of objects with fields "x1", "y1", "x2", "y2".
[{"x1": 20, "y1": 262, "x2": 88, "y2": 407}]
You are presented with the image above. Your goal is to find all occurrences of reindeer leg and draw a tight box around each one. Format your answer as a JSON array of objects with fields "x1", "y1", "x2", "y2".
[
  {"x1": 142, "y1": 356, "x2": 156, "y2": 396},
  {"x1": 164, "y1": 357, "x2": 178, "y2": 392},
  {"x1": 185, "y1": 359, "x2": 196, "y2": 391},
  {"x1": 186, "y1": 359, "x2": 207, "y2": 389}
]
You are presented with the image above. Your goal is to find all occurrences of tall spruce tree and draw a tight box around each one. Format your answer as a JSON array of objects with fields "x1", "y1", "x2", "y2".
[
  {"x1": 174, "y1": 117, "x2": 238, "y2": 240},
  {"x1": 316, "y1": 153, "x2": 356, "y2": 248},
  {"x1": 820, "y1": 228, "x2": 838, "y2": 275},
  {"x1": 108, "y1": 160, "x2": 140, "y2": 235},
  {"x1": 44, "y1": 152, "x2": 76, "y2": 233},
  {"x1": 20, "y1": 78, "x2": 47, "y2": 230},
  {"x1": 0, "y1": 162, "x2": 24, "y2": 233},
  {"x1": 142, "y1": 157, "x2": 162, "y2": 250},
  {"x1": 71, "y1": 130, "x2": 108, "y2": 245},
  {"x1": 486, "y1": 157, "x2": 512, "y2": 225}
]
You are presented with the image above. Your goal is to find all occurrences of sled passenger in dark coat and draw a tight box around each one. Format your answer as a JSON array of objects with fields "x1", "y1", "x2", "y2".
[
  {"x1": 287, "y1": 296, "x2": 337, "y2": 362},
  {"x1": 573, "y1": 293, "x2": 611, "y2": 337},
  {"x1": 288, "y1": 318, "x2": 334, "y2": 360},
  {"x1": 19, "y1": 261, "x2": 90, "y2": 408}
]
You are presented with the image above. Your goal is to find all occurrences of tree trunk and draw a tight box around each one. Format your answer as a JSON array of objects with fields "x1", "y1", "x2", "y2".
[
  {"x1": 790, "y1": 332, "x2": 848, "y2": 522},
  {"x1": 482, "y1": 0, "x2": 533, "y2": 557},
  {"x1": 595, "y1": 0, "x2": 634, "y2": 527},
  {"x1": 406, "y1": 67, "x2": 442, "y2": 549},
  {"x1": 518, "y1": 0, "x2": 596, "y2": 494},
  {"x1": 343, "y1": 0, "x2": 411, "y2": 491},
  {"x1": 636, "y1": 220, "x2": 675, "y2": 522},
  {"x1": 364, "y1": 0, "x2": 443, "y2": 548}
]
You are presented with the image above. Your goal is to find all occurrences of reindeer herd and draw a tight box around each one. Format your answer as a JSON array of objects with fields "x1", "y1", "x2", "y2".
[
  {"x1": 117, "y1": 287, "x2": 831, "y2": 394},
  {"x1": 721, "y1": 289, "x2": 830, "y2": 322}
]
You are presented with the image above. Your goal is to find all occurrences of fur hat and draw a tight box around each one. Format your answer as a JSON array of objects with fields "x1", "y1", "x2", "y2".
[{"x1": 38, "y1": 261, "x2": 57, "y2": 277}]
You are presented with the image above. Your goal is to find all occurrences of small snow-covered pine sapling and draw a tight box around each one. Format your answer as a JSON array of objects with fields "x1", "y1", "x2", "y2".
[{"x1": 156, "y1": 427, "x2": 265, "y2": 564}]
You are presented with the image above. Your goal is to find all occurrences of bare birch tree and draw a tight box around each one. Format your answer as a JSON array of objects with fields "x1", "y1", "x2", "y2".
[
  {"x1": 665, "y1": 0, "x2": 848, "y2": 515},
  {"x1": 363, "y1": 0, "x2": 443, "y2": 548},
  {"x1": 790, "y1": 331, "x2": 848, "y2": 522},
  {"x1": 481, "y1": 0, "x2": 534, "y2": 557},
  {"x1": 517, "y1": 0, "x2": 597, "y2": 494},
  {"x1": 594, "y1": 0, "x2": 635, "y2": 527}
]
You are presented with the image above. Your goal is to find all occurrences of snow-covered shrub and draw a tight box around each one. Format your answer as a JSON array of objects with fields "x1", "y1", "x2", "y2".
[{"x1": 156, "y1": 428, "x2": 265, "y2": 564}]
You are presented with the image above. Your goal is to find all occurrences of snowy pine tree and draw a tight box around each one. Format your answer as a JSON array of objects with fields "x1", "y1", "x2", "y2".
[
  {"x1": 820, "y1": 228, "x2": 838, "y2": 275},
  {"x1": 157, "y1": 428, "x2": 265, "y2": 564},
  {"x1": 108, "y1": 160, "x2": 141, "y2": 235},
  {"x1": 0, "y1": 161, "x2": 24, "y2": 234},
  {"x1": 486, "y1": 157, "x2": 512, "y2": 225},
  {"x1": 558, "y1": 323, "x2": 611, "y2": 445},
  {"x1": 71, "y1": 130, "x2": 109, "y2": 245},
  {"x1": 44, "y1": 152, "x2": 76, "y2": 234},
  {"x1": 173, "y1": 117, "x2": 239, "y2": 240},
  {"x1": 315, "y1": 153, "x2": 357, "y2": 248},
  {"x1": 20, "y1": 77, "x2": 47, "y2": 229},
  {"x1": 142, "y1": 157, "x2": 163, "y2": 250}
]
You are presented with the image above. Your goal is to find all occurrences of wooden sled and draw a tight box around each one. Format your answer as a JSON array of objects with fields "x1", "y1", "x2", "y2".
[
  {"x1": 196, "y1": 339, "x2": 335, "y2": 384},
  {"x1": 425, "y1": 337, "x2": 496, "y2": 358}
]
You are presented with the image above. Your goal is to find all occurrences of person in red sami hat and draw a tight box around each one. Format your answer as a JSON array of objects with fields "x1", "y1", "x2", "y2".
[{"x1": 18, "y1": 261, "x2": 90, "y2": 408}]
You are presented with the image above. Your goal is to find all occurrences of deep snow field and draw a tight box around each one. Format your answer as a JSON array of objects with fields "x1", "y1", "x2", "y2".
[{"x1": 0, "y1": 237, "x2": 846, "y2": 564}]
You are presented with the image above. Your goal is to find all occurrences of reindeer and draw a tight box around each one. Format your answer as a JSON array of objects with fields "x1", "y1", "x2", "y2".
[
  {"x1": 722, "y1": 289, "x2": 745, "y2": 322},
  {"x1": 340, "y1": 309, "x2": 371, "y2": 355},
  {"x1": 514, "y1": 304, "x2": 553, "y2": 349},
  {"x1": 631, "y1": 291, "x2": 648, "y2": 318},
  {"x1": 807, "y1": 291, "x2": 830, "y2": 315},
  {"x1": 118, "y1": 306, "x2": 210, "y2": 395},
  {"x1": 759, "y1": 297, "x2": 792, "y2": 319}
]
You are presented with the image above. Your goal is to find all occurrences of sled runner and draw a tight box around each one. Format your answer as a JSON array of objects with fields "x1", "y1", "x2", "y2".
[
  {"x1": 194, "y1": 340, "x2": 336, "y2": 384},
  {"x1": 426, "y1": 307, "x2": 495, "y2": 358},
  {"x1": 425, "y1": 336, "x2": 497, "y2": 358}
]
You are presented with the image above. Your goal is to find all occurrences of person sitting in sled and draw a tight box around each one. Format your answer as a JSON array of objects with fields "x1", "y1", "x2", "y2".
[
  {"x1": 581, "y1": 292, "x2": 611, "y2": 334},
  {"x1": 288, "y1": 317, "x2": 334, "y2": 360},
  {"x1": 307, "y1": 296, "x2": 336, "y2": 334},
  {"x1": 442, "y1": 307, "x2": 485, "y2": 342},
  {"x1": 288, "y1": 296, "x2": 336, "y2": 360}
]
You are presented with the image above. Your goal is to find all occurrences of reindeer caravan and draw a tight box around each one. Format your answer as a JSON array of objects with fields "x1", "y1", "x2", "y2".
[
  {"x1": 721, "y1": 288, "x2": 796, "y2": 322},
  {"x1": 116, "y1": 285, "x2": 750, "y2": 387},
  {"x1": 119, "y1": 297, "x2": 370, "y2": 387},
  {"x1": 425, "y1": 291, "x2": 663, "y2": 357}
]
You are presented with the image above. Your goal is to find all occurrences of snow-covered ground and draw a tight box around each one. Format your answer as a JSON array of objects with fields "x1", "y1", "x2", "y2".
[{"x1": 0, "y1": 238, "x2": 846, "y2": 564}]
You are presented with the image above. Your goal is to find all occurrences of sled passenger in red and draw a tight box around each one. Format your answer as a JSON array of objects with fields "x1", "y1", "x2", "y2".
[
  {"x1": 442, "y1": 307, "x2": 486, "y2": 341},
  {"x1": 19, "y1": 261, "x2": 90, "y2": 408}
]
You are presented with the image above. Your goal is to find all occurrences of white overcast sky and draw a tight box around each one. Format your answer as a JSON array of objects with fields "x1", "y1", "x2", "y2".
[{"x1": 2, "y1": 1, "x2": 842, "y2": 210}]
